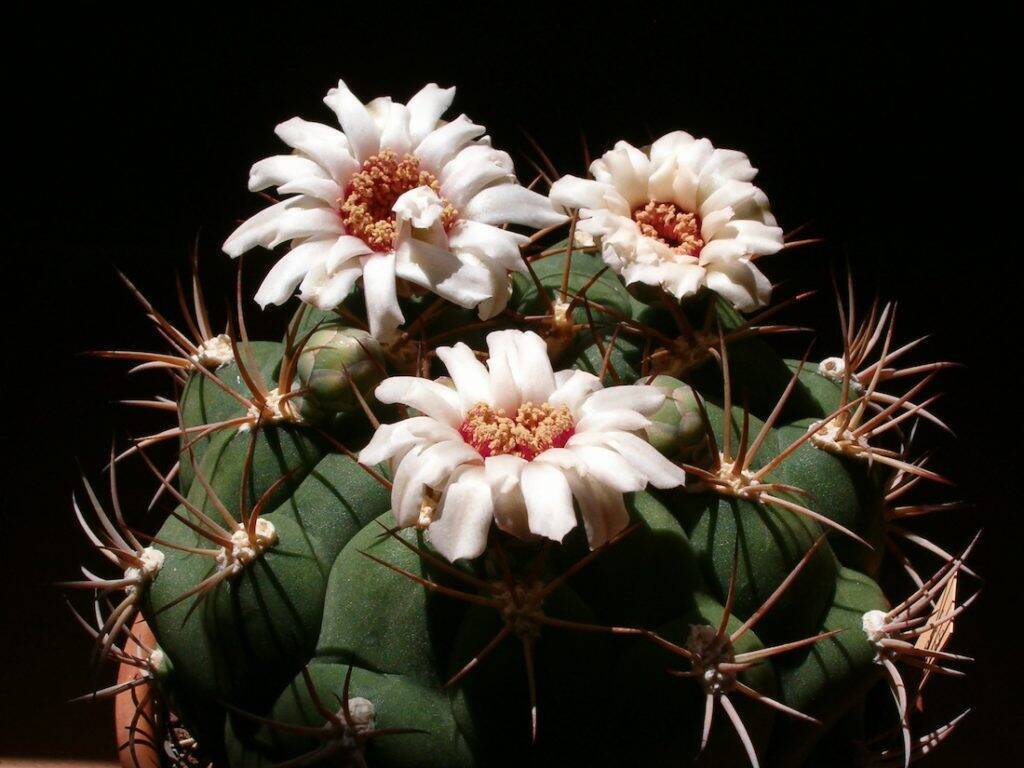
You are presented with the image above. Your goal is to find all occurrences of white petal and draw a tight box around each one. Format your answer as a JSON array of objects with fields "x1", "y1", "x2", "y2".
[
  {"x1": 548, "y1": 175, "x2": 621, "y2": 212},
  {"x1": 325, "y1": 235, "x2": 373, "y2": 274},
  {"x1": 564, "y1": 445, "x2": 645, "y2": 492},
  {"x1": 547, "y1": 370, "x2": 603, "y2": 415},
  {"x1": 415, "y1": 115, "x2": 486, "y2": 173},
  {"x1": 659, "y1": 262, "x2": 707, "y2": 301},
  {"x1": 462, "y1": 183, "x2": 568, "y2": 229},
  {"x1": 323, "y1": 79, "x2": 381, "y2": 163},
  {"x1": 484, "y1": 329, "x2": 522, "y2": 414},
  {"x1": 278, "y1": 177, "x2": 343, "y2": 206},
  {"x1": 575, "y1": 409, "x2": 651, "y2": 434},
  {"x1": 701, "y1": 207, "x2": 736, "y2": 242},
  {"x1": 484, "y1": 455, "x2": 531, "y2": 540},
  {"x1": 572, "y1": 430, "x2": 686, "y2": 489},
  {"x1": 484, "y1": 330, "x2": 555, "y2": 411},
  {"x1": 248, "y1": 155, "x2": 328, "y2": 192},
  {"x1": 428, "y1": 466, "x2": 493, "y2": 561},
  {"x1": 513, "y1": 330, "x2": 557, "y2": 404},
  {"x1": 359, "y1": 416, "x2": 461, "y2": 466},
  {"x1": 590, "y1": 141, "x2": 650, "y2": 208},
  {"x1": 471, "y1": 254, "x2": 514, "y2": 321},
  {"x1": 700, "y1": 179, "x2": 758, "y2": 219},
  {"x1": 565, "y1": 473, "x2": 629, "y2": 549},
  {"x1": 721, "y1": 220, "x2": 784, "y2": 257},
  {"x1": 377, "y1": 102, "x2": 412, "y2": 156},
  {"x1": 705, "y1": 258, "x2": 772, "y2": 312},
  {"x1": 406, "y1": 83, "x2": 456, "y2": 145},
  {"x1": 436, "y1": 342, "x2": 492, "y2": 410},
  {"x1": 701, "y1": 148, "x2": 757, "y2": 183},
  {"x1": 579, "y1": 385, "x2": 665, "y2": 418},
  {"x1": 274, "y1": 117, "x2": 358, "y2": 184},
  {"x1": 395, "y1": 237, "x2": 493, "y2": 309},
  {"x1": 446, "y1": 220, "x2": 526, "y2": 274},
  {"x1": 395, "y1": 439, "x2": 480, "y2": 527},
  {"x1": 440, "y1": 145, "x2": 516, "y2": 210},
  {"x1": 303, "y1": 264, "x2": 361, "y2": 309},
  {"x1": 222, "y1": 198, "x2": 342, "y2": 257},
  {"x1": 253, "y1": 238, "x2": 333, "y2": 307},
  {"x1": 362, "y1": 251, "x2": 405, "y2": 340},
  {"x1": 649, "y1": 130, "x2": 697, "y2": 166},
  {"x1": 648, "y1": 156, "x2": 700, "y2": 213},
  {"x1": 521, "y1": 462, "x2": 576, "y2": 542},
  {"x1": 375, "y1": 376, "x2": 463, "y2": 427},
  {"x1": 621, "y1": 259, "x2": 674, "y2": 289}
]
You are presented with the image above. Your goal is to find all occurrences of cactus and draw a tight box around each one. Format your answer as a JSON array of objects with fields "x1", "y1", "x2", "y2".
[{"x1": 65, "y1": 80, "x2": 976, "y2": 768}]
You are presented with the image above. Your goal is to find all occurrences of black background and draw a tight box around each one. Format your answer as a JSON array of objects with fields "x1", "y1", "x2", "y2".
[{"x1": 4, "y1": 3, "x2": 1021, "y2": 763}]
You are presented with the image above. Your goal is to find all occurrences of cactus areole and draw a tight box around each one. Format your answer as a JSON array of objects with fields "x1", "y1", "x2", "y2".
[{"x1": 68, "y1": 78, "x2": 976, "y2": 768}]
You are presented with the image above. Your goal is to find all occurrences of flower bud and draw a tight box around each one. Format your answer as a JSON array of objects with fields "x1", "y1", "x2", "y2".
[
  {"x1": 646, "y1": 375, "x2": 706, "y2": 459},
  {"x1": 296, "y1": 324, "x2": 385, "y2": 421}
]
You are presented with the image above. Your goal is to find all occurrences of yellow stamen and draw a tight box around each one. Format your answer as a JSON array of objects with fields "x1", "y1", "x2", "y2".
[
  {"x1": 633, "y1": 201, "x2": 704, "y2": 257},
  {"x1": 339, "y1": 150, "x2": 458, "y2": 251},
  {"x1": 459, "y1": 402, "x2": 575, "y2": 460}
]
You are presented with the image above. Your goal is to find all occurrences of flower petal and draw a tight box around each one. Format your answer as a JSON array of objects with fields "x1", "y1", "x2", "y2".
[
  {"x1": 428, "y1": 466, "x2": 494, "y2": 561},
  {"x1": 377, "y1": 101, "x2": 412, "y2": 156},
  {"x1": 484, "y1": 454, "x2": 530, "y2": 540},
  {"x1": 361, "y1": 250, "x2": 405, "y2": 340},
  {"x1": 649, "y1": 130, "x2": 697, "y2": 166},
  {"x1": 462, "y1": 183, "x2": 568, "y2": 229},
  {"x1": 274, "y1": 117, "x2": 358, "y2": 184},
  {"x1": 447, "y1": 220, "x2": 527, "y2": 274},
  {"x1": 548, "y1": 175, "x2": 624, "y2": 213},
  {"x1": 440, "y1": 144, "x2": 516, "y2": 210},
  {"x1": 705, "y1": 257, "x2": 772, "y2": 312},
  {"x1": 395, "y1": 439, "x2": 480, "y2": 527},
  {"x1": 590, "y1": 141, "x2": 650, "y2": 208},
  {"x1": 359, "y1": 416, "x2": 461, "y2": 466},
  {"x1": 521, "y1": 462, "x2": 576, "y2": 542},
  {"x1": 575, "y1": 409, "x2": 652, "y2": 434},
  {"x1": 572, "y1": 430, "x2": 686, "y2": 489},
  {"x1": 278, "y1": 177, "x2": 343, "y2": 207},
  {"x1": 579, "y1": 385, "x2": 665, "y2": 418},
  {"x1": 222, "y1": 198, "x2": 342, "y2": 257},
  {"x1": 375, "y1": 376, "x2": 463, "y2": 427},
  {"x1": 415, "y1": 115, "x2": 486, "y2": 173},
  {"x1": 485, "y1": 329, "x2": 555, "y2": 412},
  {"x1": 395, "y1": 237, "x2": 493, "y2": 309},
  {"x1": 436, "y1": 342, "x2": 492, "y2": 410},
  {"x1": 301, "y1": 264, "x2": 362, "y2": 310},
  {"x1": 323, "y1": 79, "x2": 381, "y2": 163},
  {"x1": 564, "y1": 445, "x2": 646, "y2": 493},
  {"x1": 548, "y1": 370, "x2": 603, "y2": 415},
  {"x1": 253, "y1": 238, "x2": 333, "y2": 307},
  {"x1": 406, "y1": 83, "x2": 456, "y2": 146},
  {"x1": 248, "y1": 155, "x2": 329, "y2": 192},
  {"x1": 565, "y1": 473, "x2": 629, "y2": 549}
]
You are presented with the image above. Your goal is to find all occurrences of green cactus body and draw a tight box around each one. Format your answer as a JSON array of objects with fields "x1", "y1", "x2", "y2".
[{"x1": 75, "y1": 118, "x2": 970, "y2": 767}]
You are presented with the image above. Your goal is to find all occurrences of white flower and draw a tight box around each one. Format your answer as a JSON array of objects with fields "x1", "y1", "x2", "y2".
[
  {"x1": 549, "y1": 132, "x2": 783, "y2": 312},
  {"x1": 224, "y1": 80, "x2": 566, "y2": 340},
  {"x1": 358, "y1": 330, "x2": 686, "y2": 561}
]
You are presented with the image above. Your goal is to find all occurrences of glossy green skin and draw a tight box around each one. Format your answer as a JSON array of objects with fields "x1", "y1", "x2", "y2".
[{"x1": 140, "y1": 248, "x2": 893, "y2": 766}]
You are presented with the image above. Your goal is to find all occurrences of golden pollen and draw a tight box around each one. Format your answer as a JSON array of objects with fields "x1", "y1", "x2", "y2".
[
  {"x1": 632, "y1": 201, "x2": 704, "y2": 257},
  {"x1": 459, "y1": 402, "x2": 575, "y2": 461},
  {"x1": 339, "y1": 150, "x2": 458, "y2": 251}
]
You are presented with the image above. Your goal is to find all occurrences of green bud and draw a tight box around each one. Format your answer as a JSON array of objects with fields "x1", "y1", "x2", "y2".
[
  {"x1": 646, "y1": 375, "x2": 706, "y2": 459},
  {"x1": 296, "y1": 324, "x2": 385, "y2": 421}
]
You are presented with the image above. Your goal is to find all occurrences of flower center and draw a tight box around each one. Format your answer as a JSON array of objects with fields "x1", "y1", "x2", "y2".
[
  {"x1": 339, "y1": 150, "x2": 458, "y2": 251},
  {"x1": 632, "y1": 201, "x2": 704, "y2": 257},
  {"x1": 459, "y1": 402, "x2": 575, "y2": 461}
]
